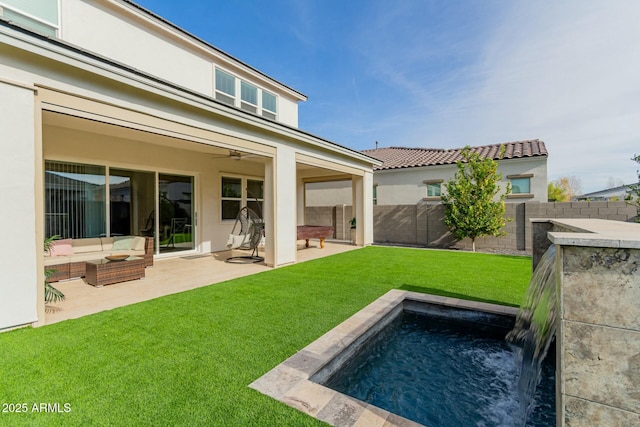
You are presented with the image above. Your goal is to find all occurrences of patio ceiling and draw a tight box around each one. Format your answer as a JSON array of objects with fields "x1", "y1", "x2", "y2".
[{"x1": 42, "y1": 111, "x2": 268, "y2": 163}]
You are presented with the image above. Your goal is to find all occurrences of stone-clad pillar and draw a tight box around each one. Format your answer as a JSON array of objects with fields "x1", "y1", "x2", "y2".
[{"x1": 546, "y1": 219, "x2": 640, "y2": 426}]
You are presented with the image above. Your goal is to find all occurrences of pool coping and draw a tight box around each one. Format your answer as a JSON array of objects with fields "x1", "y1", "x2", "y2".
[{"x1": 249, "y1": 290, "x2": 519, "y2": 427}]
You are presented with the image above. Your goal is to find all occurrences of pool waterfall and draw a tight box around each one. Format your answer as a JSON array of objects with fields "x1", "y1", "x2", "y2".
[{"x1": 507, "y1": 244, "x2": 557, "y2": 425}]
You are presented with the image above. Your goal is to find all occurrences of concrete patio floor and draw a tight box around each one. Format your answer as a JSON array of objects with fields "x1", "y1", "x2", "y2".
[{"x1": 45, "y1": 241, "x2": 359, "y2": 325}]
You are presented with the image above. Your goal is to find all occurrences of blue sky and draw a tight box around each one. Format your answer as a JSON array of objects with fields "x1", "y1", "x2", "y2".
[{"x1": 135, "y1": 0, "x2": 640, "y2": 194}]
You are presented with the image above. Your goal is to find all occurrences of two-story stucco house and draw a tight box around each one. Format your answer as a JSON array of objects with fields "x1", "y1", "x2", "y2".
[
  {"x1": 0, "y1": 0, "x2": 380, "y2": 330},
  {"x1": 306, "y1": 140, "x2": 548, "y2": 206}
]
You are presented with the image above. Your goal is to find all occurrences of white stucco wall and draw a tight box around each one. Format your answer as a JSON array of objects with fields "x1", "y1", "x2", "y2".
[
  {"x1": 305, "y1": 180, "x2": 352, "y2": 206},
  {"x1": 58, "y1": 0, "x2": 302, "y2": 128},
  {"x1": 0, "y1": 81, "x2": 38, "y2": 329}
]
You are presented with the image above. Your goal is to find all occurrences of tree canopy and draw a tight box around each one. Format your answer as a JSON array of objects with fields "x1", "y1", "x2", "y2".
[
  {"x1": 441, "y1": 146, "x2": 511, "y2": 251},
  {"x1": 547, "y1": 176, "x2": 582, "y2": 201}
]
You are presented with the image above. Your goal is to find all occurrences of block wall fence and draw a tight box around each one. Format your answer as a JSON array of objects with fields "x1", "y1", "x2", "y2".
[{"x1": 305, "y1": 201, "x2": 637, "y2": 252}]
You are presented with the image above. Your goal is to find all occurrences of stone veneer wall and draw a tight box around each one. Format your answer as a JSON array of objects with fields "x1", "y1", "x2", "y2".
[
  {"x1": 558, "y1": 245, "x2": 640, "y2": 425},
  {"x1": 306, "y1": 201, "x2": 637, "y2": 252}
]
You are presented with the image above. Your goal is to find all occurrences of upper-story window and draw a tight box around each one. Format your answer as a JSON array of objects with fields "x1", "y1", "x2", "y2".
[
  {"x1": 0, "y1": 0, "x2": 59, "y2": 37},
  {"x1": 215, "y1": 68, "x2": 278, "y2": 121},
  {"x1": 215, "y1": 68, "x2": 236, "y2": 106},
  {"x1": 262, "y1": 91, "x2": 277, "y2": 120},
  {"x1": 240, "y1": 81, "x2": 258, "y2": 114}
]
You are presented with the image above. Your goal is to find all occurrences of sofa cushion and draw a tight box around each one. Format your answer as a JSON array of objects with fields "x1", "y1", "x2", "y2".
[
  {"x1": 112, "y1": 236, "x2": 133, "y2": 251},
  {"x1": 72, "y1": 238, "x2": 103, "y2": 253},
  {"x1": 101, "y1": 237, "x2": 115, "y2": 251},
  {"x1": 49, "y1": 239, "x2": 73, "y2": 257},
  {"x1": 131, "y1": 236, "x2": 145, "y2": 251}
]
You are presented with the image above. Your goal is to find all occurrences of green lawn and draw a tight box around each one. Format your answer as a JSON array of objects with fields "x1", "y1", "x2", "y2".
[{"x1": 0, "y1": 246, "x2": 531, "y2": 426}]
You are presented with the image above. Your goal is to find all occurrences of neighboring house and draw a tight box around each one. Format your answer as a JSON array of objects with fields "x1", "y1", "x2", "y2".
[
  {"x1": 575, "y1": 185, "x2": 633, "y2": 201},
  {"x1": 306, "y1": 140, "x2": 548, "y2": 206},
  {"x1": 0, "y1": 0, "x2": 380, "y2": 330}
]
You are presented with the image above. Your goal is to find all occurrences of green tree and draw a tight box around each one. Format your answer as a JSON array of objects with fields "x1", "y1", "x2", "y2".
[
  {"x1": 547, "y1": 181, "x2": 568, "y2": 201},
  {"x1": 626, "y1": 154, "x2": 640, "y2": 222},
  {"x1": 548, "y1": 176, "x2": 582, "y2": 201},
  {"x1": 441, "y1": 146, "x2": 512, "y2": 252}
]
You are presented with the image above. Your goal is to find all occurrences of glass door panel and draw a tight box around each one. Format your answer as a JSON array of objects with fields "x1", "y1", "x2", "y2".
[
  {"x1": 158, "y1": 174, "x2": 194, "y2": 253},
  {"x1": 44, "y1": 161, "x2": 106, "y2": 238},
  {"x1": 109, "y1": 169, "x2": 155, "y2": 237}
]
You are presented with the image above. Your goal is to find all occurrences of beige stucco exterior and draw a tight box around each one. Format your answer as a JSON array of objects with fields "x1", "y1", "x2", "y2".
[
  {"x1": 306, "y1": 156, "x2": 548, "y2": 206},
  {"x1": 0, "y1": 0, "x2": 379, "y2": 330}
]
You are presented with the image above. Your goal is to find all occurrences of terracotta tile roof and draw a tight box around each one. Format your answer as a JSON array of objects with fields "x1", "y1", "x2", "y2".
[{"x1": 362, "y1": 139, "x2": 547, "y2": 171}]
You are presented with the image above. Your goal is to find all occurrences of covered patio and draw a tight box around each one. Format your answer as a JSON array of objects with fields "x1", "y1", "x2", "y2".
[{"x1": 44, "y1": 241, "x2": 359, "y2": 325}]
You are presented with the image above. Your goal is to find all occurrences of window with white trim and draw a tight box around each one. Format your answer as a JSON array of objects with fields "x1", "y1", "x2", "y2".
[
  {"x1": 215, "y1": 68, "x2": 236, "y2": 106},
  {"x1": 0, "y1": 0, "x2": 59, "y2": 37},
  {"x1": 427, "y1": 183, "x2": 441, "y2": 197},
  {"x1": 262, "y1": 91, "x2": 277, "y2": 120},
  {"x1": 423, "y1": 179, "x2": 443, "y2": 199},
  {"x1": 373, "y1": 184, "x2": 378, "y2": 205},
  {"x1": 221, "y1": 176, "x2": 264, "y2": 220},
  {"x1": 240, "y1": 81, "x2": 258, "y2": 114}
]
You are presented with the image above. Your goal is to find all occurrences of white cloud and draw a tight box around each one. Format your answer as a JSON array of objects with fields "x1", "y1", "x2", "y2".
[{"x1": 404, "y1": 1, "x2": 640, "y2": 192}]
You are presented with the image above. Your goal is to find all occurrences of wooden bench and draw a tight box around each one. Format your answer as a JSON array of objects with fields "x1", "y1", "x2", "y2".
[{"x1": 296, "y1": 225, "x2": 334, "y2": 249}]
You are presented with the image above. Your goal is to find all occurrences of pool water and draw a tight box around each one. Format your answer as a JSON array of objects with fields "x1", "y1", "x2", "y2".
[{"x1": 323, "y1": 311, "x2": 555, "y2": 427}]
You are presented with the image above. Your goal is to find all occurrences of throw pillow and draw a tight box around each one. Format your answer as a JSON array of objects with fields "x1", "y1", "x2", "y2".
[
  {"x1": 49, "y1": 239, "x2": 73, "y2": 257},
  {"x1": 112, "y1": 237, "x2": 133, "y2": 251}
]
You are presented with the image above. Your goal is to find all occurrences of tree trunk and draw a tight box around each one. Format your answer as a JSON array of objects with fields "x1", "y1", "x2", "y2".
[{"x1": 472, "y1": 238, "x2": 476, "y2": 252}]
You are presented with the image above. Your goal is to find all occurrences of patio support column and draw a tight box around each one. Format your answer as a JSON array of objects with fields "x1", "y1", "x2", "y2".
[
  {"x1": 296, "y1": 176, "x2": 305, "y2": 226},
  {"x1": 0, "y1": 80, "x2": 39, "y2": 330},
  {"x1": 352, "y1": 171, "x2": 374, "y2": 246},
  {"x1": 263, "y1": 146, "x2": 297, "y2": 267}
]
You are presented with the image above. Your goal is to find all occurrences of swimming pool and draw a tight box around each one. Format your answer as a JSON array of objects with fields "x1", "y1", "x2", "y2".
[
  {"x1": 250, "y1": 291, "x2": 555, "y2": 427},
  {"x1": 321, "y1": 309, "x2": 555, "y2": 426}
]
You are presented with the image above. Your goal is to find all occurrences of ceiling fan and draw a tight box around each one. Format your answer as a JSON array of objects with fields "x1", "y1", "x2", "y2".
[{"x1": 211, "y1": 149, "x2": 260, "y2": 161}]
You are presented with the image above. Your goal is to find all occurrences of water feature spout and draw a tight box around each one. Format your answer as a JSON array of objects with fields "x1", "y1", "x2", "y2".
[{"x1": 507, "y1": 244, "x2": 557, "y2": 425}]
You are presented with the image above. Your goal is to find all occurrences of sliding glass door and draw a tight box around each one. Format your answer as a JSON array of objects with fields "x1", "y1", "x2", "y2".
[
  {"x1": 45, "y1": 161, "x2": 196, "y2": 255},
  {"x1": 158, "y1": 174, "x2": 194, "y2": 253}
]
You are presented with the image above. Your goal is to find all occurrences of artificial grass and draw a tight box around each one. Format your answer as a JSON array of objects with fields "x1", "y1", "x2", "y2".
[{"x1": 0, "y1": 246, "x2": 531, "y2": 426}]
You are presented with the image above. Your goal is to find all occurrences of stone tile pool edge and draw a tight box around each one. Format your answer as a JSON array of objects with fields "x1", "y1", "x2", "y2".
[{"x1": 249, "y1": 290, "x2": 519, "y2": 427}]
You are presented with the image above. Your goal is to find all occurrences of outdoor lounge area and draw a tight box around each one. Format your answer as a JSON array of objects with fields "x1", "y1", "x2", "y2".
[{"x1": 44, "y1": 241, "x2": 358, "y2": 325}]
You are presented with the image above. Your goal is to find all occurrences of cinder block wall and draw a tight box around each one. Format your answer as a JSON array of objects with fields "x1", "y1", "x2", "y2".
[{"x1": 306, "y1": 201, "x2": 637, "y2": 252}]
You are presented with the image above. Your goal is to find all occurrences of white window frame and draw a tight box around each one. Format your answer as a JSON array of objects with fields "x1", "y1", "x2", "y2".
[
  {"x1": 221, "y1": 174, "x2": 264, "y2": 222},
  {"x1": 261, "y1": 90, "x2": 277, "y2": 120},
  {"x1": 240, "y1": 80, "x2": 258, "y2": 114},
  {"x1": 373, "y1": 184, "x2": 378, "y2": 206},
  {"x1": 423, "y1": 179, "x2": 443, "y2": 200},
  {"x1": 0, "y1": 0, "x2": 60, "y2": 37},
  {"x1": 214, "y1": 67, "x2": 236, "y2": 106}
]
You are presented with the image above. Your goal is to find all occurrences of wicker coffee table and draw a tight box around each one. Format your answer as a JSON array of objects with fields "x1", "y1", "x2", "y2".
[{"x1": 85, "y1": 256, "x2": 145, "y2": 287}]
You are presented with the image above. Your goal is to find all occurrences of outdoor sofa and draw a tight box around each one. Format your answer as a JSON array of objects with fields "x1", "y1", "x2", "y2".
[{"x1": 45, "y1": 236, "x2": 154, "y2": 282}]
